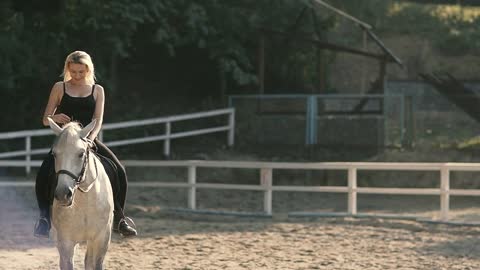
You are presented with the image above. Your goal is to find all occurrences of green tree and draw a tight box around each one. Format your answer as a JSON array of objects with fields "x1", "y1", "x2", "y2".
[{"x1": 0, "y1": 0, "x2": 335, "y2": 130}]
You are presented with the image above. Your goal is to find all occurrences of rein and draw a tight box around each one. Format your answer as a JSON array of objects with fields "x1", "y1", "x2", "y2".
[{"x1": 56, "y1": 143, "x2": 98, "y2": 193}]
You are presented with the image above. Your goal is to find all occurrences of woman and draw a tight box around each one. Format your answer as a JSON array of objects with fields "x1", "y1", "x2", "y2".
[{"x1": 34, "y1": 51, "x2": 137, "y2": 237}]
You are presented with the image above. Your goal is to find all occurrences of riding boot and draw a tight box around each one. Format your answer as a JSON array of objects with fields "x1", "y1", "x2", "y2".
[
  {"x1": 117, "y1": 218, "x2": 138, "y2": 237},
  {"x1": 34, "y1": 208, "x2": 51, "y2": 238},
  {"x1": 113, "y1": 211, "x2": 137, "y2": 237},
  {"x1": 35, "y1": 152, "x2": 55, "y2": 238}
]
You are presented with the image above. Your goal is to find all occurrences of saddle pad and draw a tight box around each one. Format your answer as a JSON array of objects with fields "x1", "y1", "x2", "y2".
[{"x1": 94, "y1": 152, "x2": 118, "y2": 185}]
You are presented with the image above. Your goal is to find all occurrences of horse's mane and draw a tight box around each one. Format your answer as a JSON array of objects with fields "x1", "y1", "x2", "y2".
[
  {"x1": 63, "y1": 121, "x2": 82, "y2": 131},
  {"x1": 53, "y1": 121, "x2": 83, "y2": 147}
]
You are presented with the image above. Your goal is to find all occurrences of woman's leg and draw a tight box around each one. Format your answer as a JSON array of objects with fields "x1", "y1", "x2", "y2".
[
  {"x1": 34, "y1": 153, "x2": 55, "y2": 237},
  {"x1": 94, "y1": 139, "x2": 137, "y2": 236}
]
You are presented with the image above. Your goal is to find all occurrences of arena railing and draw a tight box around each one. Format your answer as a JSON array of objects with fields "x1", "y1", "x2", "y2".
[
  {"x1": 0, "y1": 108, "x2": 235, "y2": 173},
  {"x1": 1, "y1": 160, "x2": 479, "y2": 222}
]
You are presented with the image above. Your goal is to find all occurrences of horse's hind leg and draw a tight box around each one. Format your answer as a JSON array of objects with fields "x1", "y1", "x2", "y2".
[
  {"x1": 85, "y1": 232, "x2": 111, "y2": 270},
  {"x1": 57, "y1": 240, "x2": 76, "y2": 270}
]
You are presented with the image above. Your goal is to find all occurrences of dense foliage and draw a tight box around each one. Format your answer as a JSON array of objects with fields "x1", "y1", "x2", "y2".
[
  {"x1": 0, "y1": 0, "x2": 337, "y2": 130},
  {"x1": 1, "y1": 0, "x2": 479, "y2": 131}
]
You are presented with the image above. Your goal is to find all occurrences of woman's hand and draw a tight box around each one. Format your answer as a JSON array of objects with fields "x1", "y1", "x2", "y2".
[{"x1": 50, "y1": 113, "x2": 71, "y2": 124}]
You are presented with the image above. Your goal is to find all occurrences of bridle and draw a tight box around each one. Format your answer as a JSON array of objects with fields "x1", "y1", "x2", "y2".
[{"x1": 55, "y1": 140, "x2": 98, "y2": 193}]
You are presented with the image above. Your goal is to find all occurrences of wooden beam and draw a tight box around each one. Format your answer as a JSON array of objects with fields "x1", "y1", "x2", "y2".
[
  {"x1": 366, "y1": 29, "x2": 403, "y2": 67},
  {"x1": 258, "y1": 33, "x2": 265, "y2": 94},
  {"x1": 285, "y1": 7, "x2": 309, "y2": 43},
  {"x1": 361, "y1": 30, "x2": 367, "y2": 92},
  {"x1": 311, "y1": 7, "x2": 324, "y2": 40},
  {"x1": 309, "y1": 0, "x2": 403, "y2": 68},
  {"x1": 310, "y1": 0, "x2": 372, "y2": 30},
  {"x1": 352, "y1": 57, "x2": 387, "y2": 113},
  {"x1": 316, "y1": 47, "x2": 325, "y2": 94},
  {"x1": 378, "y1": 57, "x2": 387, "y2": 93},
  {"x1": 261, "y1": 28, "x2": 393, "y2": 61},
  {"x1": 308, "y1": 40, "x2": 389, "y2": 61}
]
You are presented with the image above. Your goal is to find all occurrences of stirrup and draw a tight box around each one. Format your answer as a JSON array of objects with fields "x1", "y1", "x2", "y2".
[
  {"x1": 117, "y1": 217, "x2": 137, "y2": 237},
  {"x1": 123, "y1": 217, "x2": 136, "y2": 229},
  {"x1": 34, "y1": 217, "x2": 50, "y2": 238}
]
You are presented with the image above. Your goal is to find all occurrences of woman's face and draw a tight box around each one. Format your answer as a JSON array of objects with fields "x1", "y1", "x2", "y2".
[{"x1": 68, "y1": 63, "x2": 88, "y2": 83}]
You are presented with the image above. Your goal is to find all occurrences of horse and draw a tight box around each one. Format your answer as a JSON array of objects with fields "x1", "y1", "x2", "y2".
[{"x1": 48, "y1": 118, "x2": 114, "y2": 270}]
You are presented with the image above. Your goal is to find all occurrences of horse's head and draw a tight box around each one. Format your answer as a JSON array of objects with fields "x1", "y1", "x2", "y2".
[{"x1": 48, "y1": 118, "x2": 96, "y2": 206}]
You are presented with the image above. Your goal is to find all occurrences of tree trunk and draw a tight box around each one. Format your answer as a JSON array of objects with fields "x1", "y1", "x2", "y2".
[{"x1": 109, "y1": 50, "x2": 118, "y2": 92}]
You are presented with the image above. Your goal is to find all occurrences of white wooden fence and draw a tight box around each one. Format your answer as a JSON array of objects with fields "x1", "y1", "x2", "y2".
[
  {"x1": 2, "y1": 160, "x2": 479, "y2": 222},
  {"x1": 122, "y1": 160, "x2": 480, "y2": 221},
  {"x1": 0, "y1": 108, "x2": 235, "y2": 173}
]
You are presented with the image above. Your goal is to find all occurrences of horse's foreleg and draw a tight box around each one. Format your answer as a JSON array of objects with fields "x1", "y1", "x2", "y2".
[
  {"x1": 85, "y1": 230, "x2": 112, "y2": 270},
  {"x1": 57, "y1": 240, "x2": 76, "y2": 270}
]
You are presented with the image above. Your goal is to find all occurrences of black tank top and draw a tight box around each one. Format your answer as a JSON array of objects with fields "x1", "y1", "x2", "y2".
[{"x1": 56, "y1": 83, "x2": 96, "y2": 127}]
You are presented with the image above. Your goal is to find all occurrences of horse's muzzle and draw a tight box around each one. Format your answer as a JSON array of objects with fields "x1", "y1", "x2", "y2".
[{"x1": 54, "y1": 186, "x2": 74, "y2": 206}]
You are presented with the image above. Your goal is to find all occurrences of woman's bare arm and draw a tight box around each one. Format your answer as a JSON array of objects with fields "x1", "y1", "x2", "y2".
[
  {"x1": 42, "y1": 82, "x2": 70, "y2": 126},
  {"x1": 88, "y1": 85, "x2": 105, "y2": 140}
]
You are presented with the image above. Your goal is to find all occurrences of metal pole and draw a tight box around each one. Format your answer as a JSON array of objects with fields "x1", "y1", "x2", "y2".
[
  {"x1": 188, "y1": 166, "x2": 196, "y2": 210},
  {"x1": 400, "y1": 94, "x2": 405, "y2": 144},
  {"x1": 402, "y1": 95, "x2": 415, "y2": 149},
  {"x1": 228, "y1": 109, "x2": 235, "y2": 147},
  {"x1": 311, "y1": 96, "x2": 318, "y2": 144},
  {"x1": 348, "y1": 167, "x2": 357, "y2": 215},
  {"x1": 261, "y1": 168, "x2": 273, "y2": 215},
  {"x1": 25, "y1": 136, "x2": 31, "y2": 174},
  {"x1": 164, "y1": 122, "x2": 171, "y2": 157},
  {"x1": 306, "y1": 96, "x2": 315, "y2": 145},
  {"x1": 440, "y1": 167, "x2": 450, "y2": 221}
]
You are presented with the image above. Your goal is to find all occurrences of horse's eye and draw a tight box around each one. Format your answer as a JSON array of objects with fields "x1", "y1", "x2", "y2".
[{"x1": 78, "y1": 152, "x2": 84, "y2": 158}]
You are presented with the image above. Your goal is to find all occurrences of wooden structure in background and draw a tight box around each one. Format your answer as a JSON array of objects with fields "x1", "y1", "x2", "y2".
[
  {"x1": 421, "y1": 73, "x2": 480, "y2": 123},
  {"x1": 256, "y1": 0, "x2": 403, "y2": 114}
]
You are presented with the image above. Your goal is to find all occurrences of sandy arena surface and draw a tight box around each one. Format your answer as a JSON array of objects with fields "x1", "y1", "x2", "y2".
[{"x1": 1, "y1": 185, "x2": 480, "y2": 270}]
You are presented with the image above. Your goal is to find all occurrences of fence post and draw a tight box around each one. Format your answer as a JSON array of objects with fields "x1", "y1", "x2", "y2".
[
  {"x1": 402, "y1": 95, "x2": 415, "y2": 149},
  {"x1": 311, "y1": 96, "x2": 318, "y2": 145},
  {"x1": 305, "y1": 96, "x2": 318, "y2": 145},
  {"x1": 440, "y1": 167, "x2": 450, "y2": 221},
  {"x1": 188, "y1": 166, "x2": 196, "y2": 210},
  {"x1": 164, "y1": 122, "x2": 171, "y2": 157},
  {"x1": 348, "y1": 167, "x2": 357, "y2": 215},
  {"x1": 228, "y1": 109, "x2": 235, "y2": 147},
  {"x1": 261, "y1": 168, "x2": 273, "y2": 215},
  {"x1": 25, "y1": 136, "x2": 31, "y2": 174}
]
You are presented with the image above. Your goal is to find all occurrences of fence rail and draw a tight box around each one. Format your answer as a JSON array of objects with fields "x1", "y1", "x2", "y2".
[
  {"x1": 228, "y1": 94, "x2": 406, "y2": 146},
  {"x1": 0, "y1": 108, "x2": 235, "y2": 173},
  {"x1": 2, "y1": 160, "x2": 479, "y2": 222}
]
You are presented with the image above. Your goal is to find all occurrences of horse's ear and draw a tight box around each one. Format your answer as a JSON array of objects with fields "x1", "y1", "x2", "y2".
[
  {"x1": 48, "y1": 117, "x2": 63, "y2": 135},
  {"x1": 79, "y1": 119, "x2": 97, "y2": 139}
]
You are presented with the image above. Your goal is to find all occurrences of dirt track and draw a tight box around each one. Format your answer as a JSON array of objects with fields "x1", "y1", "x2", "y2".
[{"x1": 1, "y1": 186, "x2": 480, "y2": 269}]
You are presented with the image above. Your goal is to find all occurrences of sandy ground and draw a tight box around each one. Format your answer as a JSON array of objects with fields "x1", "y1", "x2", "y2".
[{"x1": 1, "y1": 186, "x2": 480, "y2": 270}]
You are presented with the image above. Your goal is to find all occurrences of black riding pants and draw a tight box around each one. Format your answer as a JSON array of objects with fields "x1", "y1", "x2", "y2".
[{"x1": 35, "y1": 138, "x2": 128, "y2": 221}]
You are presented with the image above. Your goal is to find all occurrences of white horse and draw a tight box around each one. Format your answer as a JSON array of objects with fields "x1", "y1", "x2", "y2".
[{"x1": 48, "y1": 118, "x2": 114, "y2": 270}]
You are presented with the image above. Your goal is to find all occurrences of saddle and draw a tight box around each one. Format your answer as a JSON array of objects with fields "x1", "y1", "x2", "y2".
[{"x1": 94, "y1": 152, "x2": 118, "y2": 185}]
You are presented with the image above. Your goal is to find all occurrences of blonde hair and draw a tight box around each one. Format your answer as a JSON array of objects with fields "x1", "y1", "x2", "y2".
[{"x1": 62, "y1": 51, "x2": 96, "y2": 85}]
